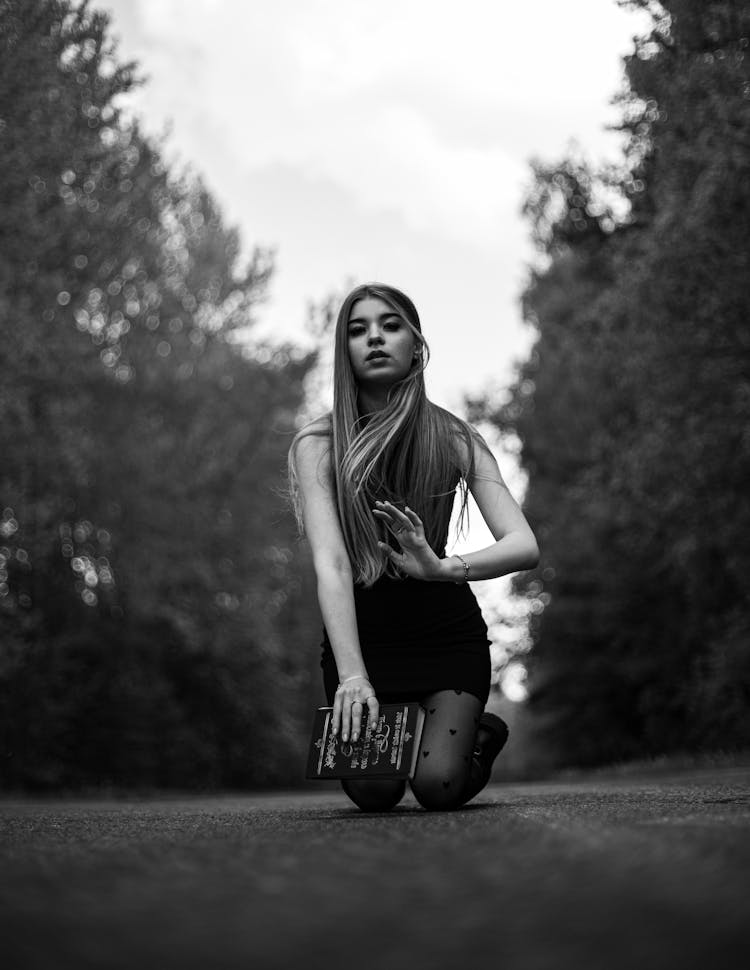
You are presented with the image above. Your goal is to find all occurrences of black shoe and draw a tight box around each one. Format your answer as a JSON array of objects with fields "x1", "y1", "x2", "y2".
[{"x1": 472, "y1": 713, "x2": 509, "y2": 782}]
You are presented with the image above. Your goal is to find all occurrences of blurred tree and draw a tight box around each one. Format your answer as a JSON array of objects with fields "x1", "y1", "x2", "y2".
[
  {"x1": 470, "y1": 0, "x2": 750, "y2": 767},
  {"x1": 0, "y1": 0, "x2": 320, "y2": 789}
]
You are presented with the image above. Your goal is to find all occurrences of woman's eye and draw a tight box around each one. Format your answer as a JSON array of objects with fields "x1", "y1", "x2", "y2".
[
  {"x1": 348, "y1": 328, "x2": 365, "y2": 337},
  {"x1": 384, "y1": 322, "x2": 400, "y2": 331}
]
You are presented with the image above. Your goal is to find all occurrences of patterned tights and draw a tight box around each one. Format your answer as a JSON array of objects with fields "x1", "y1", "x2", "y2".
[{"x1": 341, "y1": 689, "x2": 487, "y2": 812}]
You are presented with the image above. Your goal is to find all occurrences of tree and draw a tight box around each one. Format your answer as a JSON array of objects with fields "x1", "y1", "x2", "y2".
[
  {"x1": 0, "y1": 0, "x2": 320, "y2": 788},
  {"x1": 471, "y1": 0, "x2": 750, "y2": 767}
]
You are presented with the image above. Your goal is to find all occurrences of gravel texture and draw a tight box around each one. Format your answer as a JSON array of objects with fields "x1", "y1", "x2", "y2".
[{"x1": 2, "y1": 767, "x2": 749, "y2": 970}]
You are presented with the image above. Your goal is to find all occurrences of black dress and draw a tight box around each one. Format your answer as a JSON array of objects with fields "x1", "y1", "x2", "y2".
[{"x1": 320, "y1": 570, "x2": 492, "y2": 706}]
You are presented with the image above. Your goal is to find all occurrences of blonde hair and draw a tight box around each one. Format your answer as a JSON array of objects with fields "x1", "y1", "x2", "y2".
[{"x1": 289, "y1": 282, "x2": 486, "y2": 586}]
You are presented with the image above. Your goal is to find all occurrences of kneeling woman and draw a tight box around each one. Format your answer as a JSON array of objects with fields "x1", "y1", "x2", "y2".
[{"x1": 289, "y1": 283, "x2": 539, "y2": 812}]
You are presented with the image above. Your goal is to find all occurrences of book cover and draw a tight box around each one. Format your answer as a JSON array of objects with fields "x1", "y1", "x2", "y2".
[{"x1": 306, "y1": 702, "x2": 425, "y2": 780}]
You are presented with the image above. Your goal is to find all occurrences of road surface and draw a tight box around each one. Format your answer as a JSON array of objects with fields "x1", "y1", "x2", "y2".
[{"x1": 2, "y1": 767, "x2": 749, "y2": 969}]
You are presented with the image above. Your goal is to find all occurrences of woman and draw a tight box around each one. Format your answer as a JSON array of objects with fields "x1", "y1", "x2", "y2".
[{"x1": 289, "y1": 283, "x2": 539, "y2": 812}]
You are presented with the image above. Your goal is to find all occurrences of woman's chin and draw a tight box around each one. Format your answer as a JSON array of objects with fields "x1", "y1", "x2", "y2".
[{"x1": 357, "y1": 367, "x2": 410, "y2": 386}]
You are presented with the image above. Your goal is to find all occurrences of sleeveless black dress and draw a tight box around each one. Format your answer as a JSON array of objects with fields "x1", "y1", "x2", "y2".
[{"x1": 320, "y1": 566, "x2": 492, "y2": 706}]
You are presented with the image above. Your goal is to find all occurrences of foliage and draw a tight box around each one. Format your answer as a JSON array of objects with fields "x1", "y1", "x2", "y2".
[
  {"x1": 471, "y1": 0, "x2": 750, "y2": 767},
  {"x1": 0, "y1": 0, "x2": 320, "y2": 789}
]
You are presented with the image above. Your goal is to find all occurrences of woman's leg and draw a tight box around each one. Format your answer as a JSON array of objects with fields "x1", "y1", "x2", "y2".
[
  {"x1": 340, "y1": 778, "x2": 407, "y2": 812},
  {"x1": 338, "y1": 691, "x2": 503, "y2": 812},
  {"x1": 410, "y1": 689, "x2": 485, "y2": 811}
]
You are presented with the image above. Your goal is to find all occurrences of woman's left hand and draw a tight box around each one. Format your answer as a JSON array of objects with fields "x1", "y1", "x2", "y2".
[{"x1": 373, "y1": 501, "x2": 443, "y2": 581}]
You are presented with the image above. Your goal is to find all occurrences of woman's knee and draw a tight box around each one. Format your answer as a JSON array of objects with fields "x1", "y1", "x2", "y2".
[
  {"x1": 410, "y1": 766, "x2": 468, "y2": 812},
  {"x1": 341, "y1": 778, "x2": 406, "y2": 812}
]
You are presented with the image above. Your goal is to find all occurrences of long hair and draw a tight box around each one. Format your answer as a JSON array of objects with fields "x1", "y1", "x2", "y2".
[{"x1": 289, "y1": 282, "x2": 484, "y2": 587}]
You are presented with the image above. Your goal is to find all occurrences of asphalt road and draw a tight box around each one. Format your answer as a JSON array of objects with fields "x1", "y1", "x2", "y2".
[{"x1": 2, "y1": 767, "x2": 749, "y2": 970}]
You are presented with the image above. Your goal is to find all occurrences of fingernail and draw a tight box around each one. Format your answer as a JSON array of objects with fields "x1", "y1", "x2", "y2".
[{"x1": 352, "y1": 733, "x2": 358, "y2": 742}]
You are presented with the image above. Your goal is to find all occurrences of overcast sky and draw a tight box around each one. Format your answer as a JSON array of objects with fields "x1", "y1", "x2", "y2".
[{"x1": 100, "y1": 0, "x2": 648, "y2": 413}]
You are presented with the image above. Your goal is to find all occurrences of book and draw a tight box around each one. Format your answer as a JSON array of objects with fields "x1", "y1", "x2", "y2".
[{"x1": 306, "y1": 702, "x2": 425, "y2": 780}]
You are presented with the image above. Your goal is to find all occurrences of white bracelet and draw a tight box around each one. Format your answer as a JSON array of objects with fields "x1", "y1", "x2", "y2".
[
  {"x1": 337, "y1": 674, "x2": 368, "y2": 687},
  {"x1": 453, "y1": 554, "x2": 470, "y2": 584}
]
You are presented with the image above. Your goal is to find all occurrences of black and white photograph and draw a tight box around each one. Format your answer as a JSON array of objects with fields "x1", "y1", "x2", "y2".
[{"x1": 1, "y1": 1, "x2": 749, "y2": 967}]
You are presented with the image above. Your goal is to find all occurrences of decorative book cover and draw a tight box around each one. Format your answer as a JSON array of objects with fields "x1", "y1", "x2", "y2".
[{"x1": 306, "y1": 702, "x2": 425, "y2": 780}]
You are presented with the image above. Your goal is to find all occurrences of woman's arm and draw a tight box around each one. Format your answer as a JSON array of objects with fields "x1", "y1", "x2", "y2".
[
  {"x1": 291, "y1": 429, "x2": 379, "y2": 739},
  {"x1": 373, "y1": 428, "x2": 538, "y2": 582},
  {"x1": 436, "y1": 430, "x2": 539, "y2": 582}
]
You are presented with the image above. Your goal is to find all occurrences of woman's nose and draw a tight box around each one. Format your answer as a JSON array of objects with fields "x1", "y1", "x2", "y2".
[{"x1": 367, "y1": 326, "x2": 384, "y2": 344}]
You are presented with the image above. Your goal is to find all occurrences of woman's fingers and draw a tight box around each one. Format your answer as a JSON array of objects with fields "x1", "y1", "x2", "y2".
[
  {"x1": 403, "y1": 506, "x2": 423, "y2": 529},
  {"x1": 351, "y1": 696, "x2": 379, "y2": 738},
  {"x1": 374, "y1": 501, "x2": 420, "y2": 537},
  {"x1": 350, "y1": 700, "x2": 363, "y2": 742},
  {"x1": 380, "y1": 501, "x2": 411, "y2": 528},
  {"x1": 340, "y1": 696, "x2": 352, "y2": 742},
  {"x1": 372, "y1": 508, "x2": 405, "y2": 535},
  {"x1": 334, "y1": 680, "x2": 379, "y2": 742},
  {"x1": 331, "y1": 691, "x2": 343, "y2": 737},
  {"x1": 378, "y1": 542, "x2": 407, "y2": 571},
  {"x1": 365, "y1": 693, "x2": 379, "y2": 730}
]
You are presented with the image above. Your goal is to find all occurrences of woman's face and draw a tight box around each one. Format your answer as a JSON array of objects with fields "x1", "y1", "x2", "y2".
[{"x1": 347, "y1": 297, "x2": 418, "y2": 387}]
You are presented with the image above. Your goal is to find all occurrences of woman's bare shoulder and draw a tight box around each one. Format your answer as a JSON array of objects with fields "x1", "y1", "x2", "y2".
[
  {"x1": 297, "y1": 411, "x2": 331, "y2": 432},
  {"x1": 291, "y1": 413, "x2": 333, "y2": 468},
  {"x1": 293, "y1": 412, "x2": 331, "y2": 443}
]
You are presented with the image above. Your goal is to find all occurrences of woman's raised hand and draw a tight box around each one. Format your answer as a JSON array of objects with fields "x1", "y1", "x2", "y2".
[
  {"x1": 373, "y1": 501, "x2": 443, "y2": 581},
  {"x1": 332, "y1": 675, "x2": 379, "y2": 743}
]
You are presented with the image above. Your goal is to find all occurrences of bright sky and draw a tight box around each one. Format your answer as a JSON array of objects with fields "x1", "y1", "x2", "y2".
[
  {"x1": 100, "y1": 0, "x2": 647, "y2": 409},
  {"x1": 98, "y1": 0, "x2": 649, "y2": 697}
]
